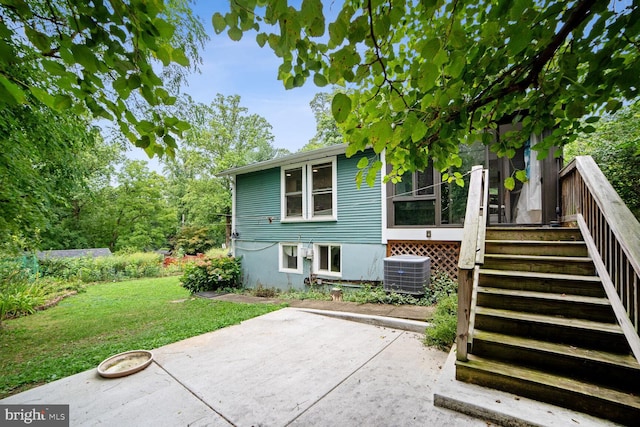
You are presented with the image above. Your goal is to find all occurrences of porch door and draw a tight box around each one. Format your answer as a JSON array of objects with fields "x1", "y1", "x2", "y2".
[{"x1": 488, "y1": 145, "x2": 540, "y2": 225}]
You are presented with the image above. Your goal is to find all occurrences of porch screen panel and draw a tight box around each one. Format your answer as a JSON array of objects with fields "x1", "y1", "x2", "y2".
[{"x1": 394, "y1": 200, "x2": 436, "y2": 225}]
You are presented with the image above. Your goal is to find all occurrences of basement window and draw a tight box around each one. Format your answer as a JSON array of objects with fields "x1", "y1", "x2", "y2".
[
  {"x1": 314, "y1": 243, "x2": 341, "y2": 277},
  {"x1": 279, "y1": 243, "x2": 302, "y2": 274}
]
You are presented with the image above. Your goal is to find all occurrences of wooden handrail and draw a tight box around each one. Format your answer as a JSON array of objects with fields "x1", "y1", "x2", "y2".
[
  {"x1": 577, "y1": 214, "x2": 640, "y2": 361},
  {"x1": 560, "y1": 156, "x2": 640, "y2": 361},
  {"x1": 457, "y1": 165, "x2": 489, "y2": 361}
]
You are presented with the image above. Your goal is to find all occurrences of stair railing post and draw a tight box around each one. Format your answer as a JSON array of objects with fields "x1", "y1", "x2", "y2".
[
  {"x1": 457, "y1": 165, "x2": 485, "y2": 361},
  {"x1": 456, "y1": 267, "x2": 474, "y2": 361}
]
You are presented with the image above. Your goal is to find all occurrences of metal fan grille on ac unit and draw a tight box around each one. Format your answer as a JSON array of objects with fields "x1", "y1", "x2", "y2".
[{"x1": 383, "y1": 255, "x2": 431, "y2": 295}]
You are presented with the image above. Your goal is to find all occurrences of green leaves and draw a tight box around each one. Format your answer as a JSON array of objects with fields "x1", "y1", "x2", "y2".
[
  {"x1": 515, "y1": 169, "x2": 528, "y2": 183},
  {"x1": 215, "y1": 0, "x2": 640, "y2": 187},
  {"x1": 228, "y1": 27, "x2": 243, "y2": 41},
  {"x1": 0, "y1": 76, "x2": 26, "y2": 104},
  {"x1": 0, "y1": 0, "x2": 206, "y2": 160},
  {"x1": 212, "y1": 13, "x2": 226, "y2": 34},
  {"x1": 331, "y1": 93, "x2": 351, "y2": 123},
  {"x1": 504, "y1": 176, "x2": 516, "y2": 191},
  {"x1": 411, "y1": 120, "x2": 428, "y2": 143}
]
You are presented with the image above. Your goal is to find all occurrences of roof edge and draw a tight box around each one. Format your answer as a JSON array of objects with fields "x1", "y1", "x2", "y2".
[{"x1": 217, "y1": 144, "x2": 349, "y2": 176}]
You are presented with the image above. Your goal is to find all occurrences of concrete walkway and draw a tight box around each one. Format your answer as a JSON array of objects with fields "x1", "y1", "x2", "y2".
[{"x1": 1, "y1": 308, "x2": 483, "y2": 426}]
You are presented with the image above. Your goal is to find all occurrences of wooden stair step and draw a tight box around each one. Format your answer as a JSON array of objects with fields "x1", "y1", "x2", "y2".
[
  {"x1": 477, "y1": 287, "x2": 608, "y2": 305},
  {"x1": 485, "y1": 227, "x2": 583, "y2": 241},
  {"x1": 456, "y1": 355, "x2": 640, "y2": 425},
  {"x1": 476, "y1": 286, "x2": 615, "y2": 322},
  {"x1": 471, "y1": 329, "x2": 640, "y2": 392},
  {"x1": 484, "y1": 254, "x2": 592, "y2": 262},
  {"x1": 483, "y1": 254, "x2": 595, "y2": 275},
  {"x1": 474, "y1": 307, "x2": 630, "y2": 353},
  {"x1": 485, "y1": 239, "x2": 586, "y2": 245},
  {"x1": 485, "y1": 239, "x2": 588, "y2": 256},
  {"x1": 478, "y1": 269, "x2": 604, "y2": 297}
]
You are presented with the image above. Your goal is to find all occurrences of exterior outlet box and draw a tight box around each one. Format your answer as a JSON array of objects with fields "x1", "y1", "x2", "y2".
[{"x1": 383, "y1": 255, "x2": 430, "y2": 295}]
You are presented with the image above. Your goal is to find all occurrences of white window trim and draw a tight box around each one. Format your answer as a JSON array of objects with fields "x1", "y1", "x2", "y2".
[
  {"x1": 281, "y1": 157, "x2": 337, "y2": 222},
  {"x1": 281, "y1": 162, "x2": 307, "y2": 221},
  {"x1": 278, "y1": 243, "x2": 303, "y2": 274},
  {"x1": 313, "y1": 243, "x2": 342, "y2": 278}
]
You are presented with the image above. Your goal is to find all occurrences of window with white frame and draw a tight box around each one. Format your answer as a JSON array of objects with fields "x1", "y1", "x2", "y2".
[
  {"x1": 281, "y1": 158, "x2": 336, "y2": 221},
  {"x1": 315, "y1": 243, "x2": 341, "y2": 277},
  {"x1": 279, "y1": 243, "x2": 302, "y2": 274}
]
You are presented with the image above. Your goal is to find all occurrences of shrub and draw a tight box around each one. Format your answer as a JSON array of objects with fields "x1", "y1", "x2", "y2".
[
  {"x1": 205, "y1": 247, "x2": 229, "y2": 258},
  {"x1": 38, "y1": 252, "x2": 163, "y2": 283},
  {"x1": 279, "y1": 288, "x2": 331, "y2": 301},
  {"x1": 0, "y1": 257, "x2": 86, "y2": 324},
  {"x1": 424, "y1": 294, "x2": 458, "y2": 351},
  {"x1": 0, "y1": 258, "x2": 34, "y2": 284},
  {"x1": 172, "y1": 225, "x2": 216, "y2": 255},
  {"x1": 0, "y1": 263, "x2": 44, "y2": 322},
  {"x1": 0, "y1": 282, "x2": 45, "y2": 324},
  {"x1": 180, "y1": 256, "x2": 242, "y2": 294},
  {"x1": 424, "y1": 272, "x2": 458, "y2": 305},
  {"x1": 343, "y1": 284, "x2": 426, "y2": 305}
]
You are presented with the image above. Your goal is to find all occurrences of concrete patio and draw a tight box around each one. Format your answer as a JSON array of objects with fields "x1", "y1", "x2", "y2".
[{"x1": 1, "y1": 307, "x2": 621, "y2": 426}]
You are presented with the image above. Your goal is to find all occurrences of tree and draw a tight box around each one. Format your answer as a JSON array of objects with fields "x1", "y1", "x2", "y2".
[
  {"x1": 214, "y1": 0, "x2": 639, "y2": 186},
  {"x1": 164, "y1": 94, "x2": 285, "y2": 246},
  {"x1": 38, "y1": 138, "x2": 124, "y2": 250},
  {"x1": 565, "y1": 101, "x2": 640, "y2": 219},
  {"x1": 302, "y1": 91, "x2": 344, "y2": 151},
  {"x1": 0, "y1": 0, "x2": 206, "y2": 157},
  {"x1": 82, "y1": 160, "x2": 176, "y2": 252},
  {"x1": 0, "y1": 85, "x2": 113, "y2": 250}
]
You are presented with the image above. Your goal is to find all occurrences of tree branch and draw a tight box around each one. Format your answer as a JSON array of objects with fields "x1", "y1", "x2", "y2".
[
  {"x1": 458, "y1": 0, "x2": 598, "y2": 131},
  {"x1": 366, "y1": 0, "x2": 407, "y2": 107}
]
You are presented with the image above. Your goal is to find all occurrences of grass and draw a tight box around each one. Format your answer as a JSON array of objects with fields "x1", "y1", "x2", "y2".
[
  {"x1": 0, "y1": 276, "x2": 285, "y2": 398},
  {"x1": 424, "y1": 294, "x2": 458, "y2": 350}
]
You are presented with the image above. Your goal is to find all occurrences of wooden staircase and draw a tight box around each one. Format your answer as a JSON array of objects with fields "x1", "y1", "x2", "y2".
[{"x1": 455, "y1": 226, "x2": 640, "y2": 425}]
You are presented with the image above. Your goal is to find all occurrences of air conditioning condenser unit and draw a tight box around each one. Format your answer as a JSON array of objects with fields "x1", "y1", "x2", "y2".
[{"x1": 383, "y1": 255, "x2": 430, "y2": 295}]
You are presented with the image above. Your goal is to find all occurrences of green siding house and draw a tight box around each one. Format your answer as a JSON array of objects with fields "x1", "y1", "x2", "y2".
[
  {"x1": 221, "y1": 145, "x2": 385, "y2": 289},
  {"x1": 220, "y1": 131, "x2": 561, "y2": 290}
]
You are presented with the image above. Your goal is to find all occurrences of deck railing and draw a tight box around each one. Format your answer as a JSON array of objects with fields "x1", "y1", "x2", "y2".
[
  {"x1": 456, "y1": 165, "x2": 489, "y2": 361},
  {"x1": 560, "y1": 156, "x2": 640, "y2": 361}
]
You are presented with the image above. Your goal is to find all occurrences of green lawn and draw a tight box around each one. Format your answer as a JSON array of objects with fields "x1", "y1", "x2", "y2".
[{"x1": 0, "y1": 276, "x2": 285, "y2": 398}]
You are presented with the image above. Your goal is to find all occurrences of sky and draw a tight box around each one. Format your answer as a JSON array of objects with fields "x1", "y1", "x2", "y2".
[
  {"x1": 129, "y1": 1, "x2": 330, "y2": 170},
  {"x1": 184, "y1": 2, "x2": 321, "y2": 153}
]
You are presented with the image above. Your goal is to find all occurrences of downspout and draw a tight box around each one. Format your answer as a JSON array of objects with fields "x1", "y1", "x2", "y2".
[
  {"x1": 380, "y1": 149, "x2": 388, "y2": 246},
  {"x1": 229, "y1": 175, "x2": 237, "y2": 257}
]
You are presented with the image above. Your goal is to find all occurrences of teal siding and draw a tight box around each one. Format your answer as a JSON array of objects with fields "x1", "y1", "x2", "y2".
[
  {"x1": 235, "y1": 150, "x2": 382, "y2": 245},
  {"x1": 235, "y1": 168, "x2": 281, "y2": 238},
  {"x1": 234, "y1": 149, "x2": 384, "y2": 288},
  {"x1": 237, "y1": 242, "x2": 386, "y2": 290}
]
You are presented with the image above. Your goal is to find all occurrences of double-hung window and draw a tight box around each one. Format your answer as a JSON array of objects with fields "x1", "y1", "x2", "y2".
[
  {"x1": 315, "y1": 243, "x2": 341, "y2": 277},
  {"x1": 282, "y1": 158, "x2": 337, "y2": 221},
  {"x1": 284, "y1": 167, "x2": 304, "y2": 218}
]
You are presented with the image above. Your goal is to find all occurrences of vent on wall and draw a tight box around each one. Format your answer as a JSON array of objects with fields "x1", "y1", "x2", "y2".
[{"x1": 383, "y1": 255, "x2": 431, "y2": 295}]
